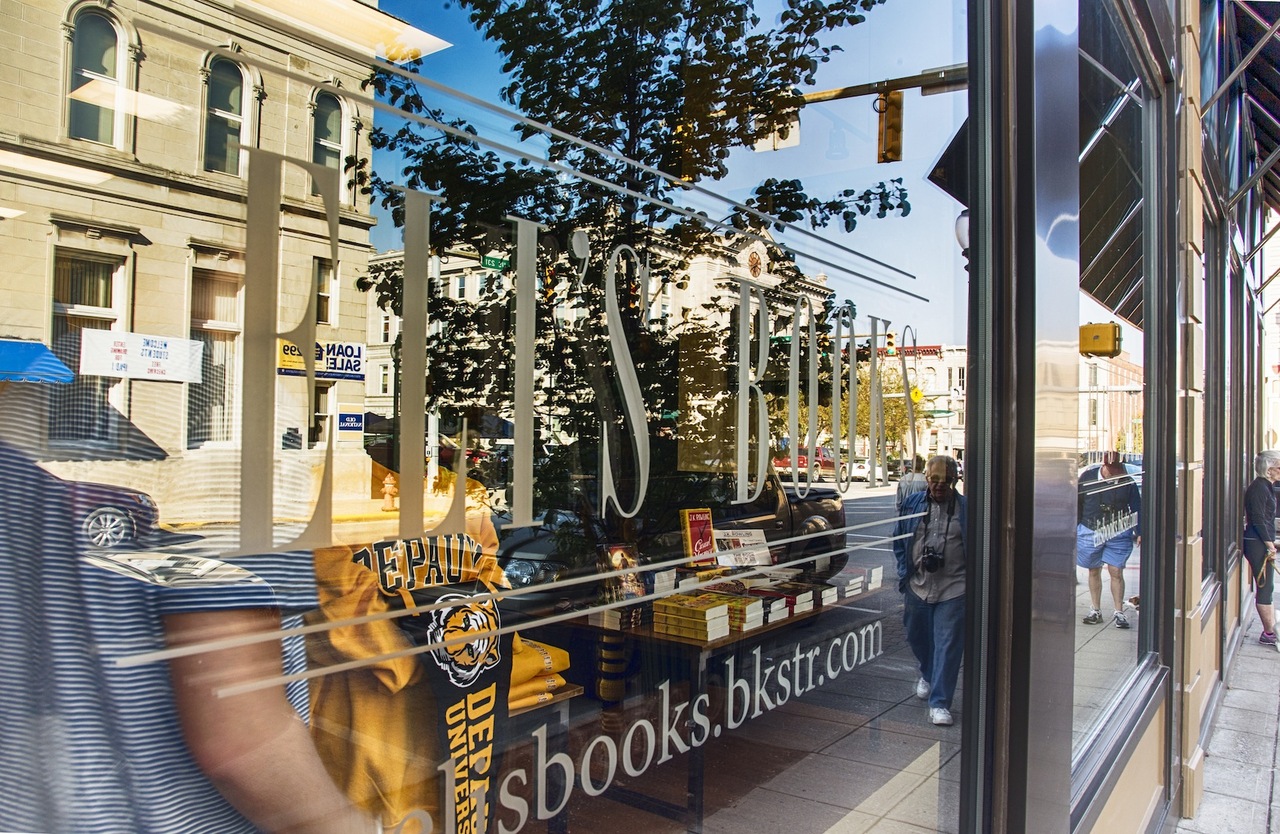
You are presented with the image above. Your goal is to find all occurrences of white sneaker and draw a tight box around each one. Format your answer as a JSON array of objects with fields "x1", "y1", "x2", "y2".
[
  {"x1": 929, "y1": 707, "x2": 953, "y2": 726},
  {"x1": 915, "y1": 677, "x2": 930, "y2": 700}
]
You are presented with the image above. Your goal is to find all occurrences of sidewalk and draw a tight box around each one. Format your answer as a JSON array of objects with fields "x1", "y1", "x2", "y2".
[{"x1": 1174, "y1": 620, "x2": 1280, "y2": 834}]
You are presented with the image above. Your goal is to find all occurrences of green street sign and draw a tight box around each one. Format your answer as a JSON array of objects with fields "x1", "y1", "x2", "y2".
[
  {"x1": 481, "y1": 255, "x2": 509, "y2": 270},
  {"x1": 924, "y1": 409, "x2": 956, "y2": 417}
]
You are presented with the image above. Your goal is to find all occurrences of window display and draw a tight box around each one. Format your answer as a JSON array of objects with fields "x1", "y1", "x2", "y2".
[{"x1": 0, "y1": 0, "x2": 973, "y2": 831}]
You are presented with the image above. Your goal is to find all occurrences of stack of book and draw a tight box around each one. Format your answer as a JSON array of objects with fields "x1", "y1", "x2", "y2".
[
  {"x1": 839, "y1": 575, "x2": 866, "y2": 598},
  {"x1": 652, "y1": 593, "x2": 731, "y2": 640},
  {"x1": 648, "y1": 569, "x2": 677, "y2": 596},
  {"x1": 758, "y1": 596, "x2": 790, "y2": 624},
  {"x1": 704, "y1": 592, "x2": 764, "y2": 633},
  {"x1": 589, "y1": 603, "x2": 651, "y2": 630},
  {"x1": 749, "y1": 581, "x2": 815, "y2": 616},
  {"x1": 848, "y1": 565, "x2": 884, "y2": 591},
  {"x1": 812, "y1": 583, "x2": 839, "y2": 608}
]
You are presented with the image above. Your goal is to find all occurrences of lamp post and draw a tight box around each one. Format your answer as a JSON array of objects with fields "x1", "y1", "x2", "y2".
[{"x1": 390, "y1": 334, "x2": 402, "y2": 473}]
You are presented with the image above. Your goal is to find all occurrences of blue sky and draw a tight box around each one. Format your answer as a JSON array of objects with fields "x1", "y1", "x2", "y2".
[{"x1": 374, "y1": 0, "x2": 971, "y2": 344}]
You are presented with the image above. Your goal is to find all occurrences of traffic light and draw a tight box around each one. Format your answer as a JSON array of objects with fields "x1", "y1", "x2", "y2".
[
  {"x1": 1079, "y1": 322, "x2": 1122, "y2": 357},
  {"x1": 885, "y1": 331, "x2": 897, "y2": 355},
  {"x1": 877, "y1": 90, "x2": 904, "y2": 163}
]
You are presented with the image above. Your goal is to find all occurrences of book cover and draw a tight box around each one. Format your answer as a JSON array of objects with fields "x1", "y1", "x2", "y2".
[
  {"x1": 601, "y1": 544, "x2": 647, "y2": 602},
  {"x1": 702, "y1": 592, "x2": 763, "y2": 620},
  {"x1": 713, "y1": 528, "x2": 772, "y2": 566},
  {"x1": 652, "y1": 592, "x2": 731, "y2": 619},
  {"x1": 82, "y1": 551, "x2": 265, "y2": 588},
  {"x1": 679, "y1": 508, "x2": 716, "y2": 565}
]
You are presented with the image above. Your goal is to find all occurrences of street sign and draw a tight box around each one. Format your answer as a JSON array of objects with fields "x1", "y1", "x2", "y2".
[
  {"x1": 910, "y1": 386, "x2": 924, "y2": 404},
  {"x1": 481, "y1": 255, "x2": 509, "y2": 270},
  {"x1": 924, "y1": 409, "x2": 956, "y2": 417}
]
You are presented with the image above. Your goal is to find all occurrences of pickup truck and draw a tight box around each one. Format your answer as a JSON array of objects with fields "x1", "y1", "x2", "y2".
[
  {"x1": 772, "y1": 446, "x2": 850, "y2": 482},
  {"x1": 493, "y1": 440, "x2": 849, "y2": 617}
]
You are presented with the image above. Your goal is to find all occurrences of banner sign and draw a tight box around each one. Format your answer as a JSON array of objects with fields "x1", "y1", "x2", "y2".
[
  {"x1": 277, "y1": 339, "x2": 366, "y2": 381},
  {"x1": 79, "y1": 330, "x2": 203, "y2": 383}
]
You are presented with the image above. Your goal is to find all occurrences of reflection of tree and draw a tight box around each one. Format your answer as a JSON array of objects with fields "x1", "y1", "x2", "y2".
[
  {"x1": 848, "y1": 364, "x2": 910, "y2": 450},
  {"x1": 355, "y1": 0, "x2": 909, "y2": 458}
]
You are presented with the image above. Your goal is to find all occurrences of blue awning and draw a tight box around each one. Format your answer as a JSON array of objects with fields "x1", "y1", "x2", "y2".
[{"x1": 0, "y1": 339, "x2": 74, "y2": 383}]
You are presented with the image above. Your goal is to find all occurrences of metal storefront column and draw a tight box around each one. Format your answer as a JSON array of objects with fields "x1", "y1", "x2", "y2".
[{"x1": 962, "y1": 0, "x2": 1079, "y2": 831}]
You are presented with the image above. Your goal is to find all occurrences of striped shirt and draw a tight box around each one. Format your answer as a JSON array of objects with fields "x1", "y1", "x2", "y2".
[{"x1": 0, "y1": 443, "x2": 315, "y2": 833}]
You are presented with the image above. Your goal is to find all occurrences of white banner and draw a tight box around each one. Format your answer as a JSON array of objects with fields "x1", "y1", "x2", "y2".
[{"x1": 79, "y1": 330, "x2": 203, "y2": 383}]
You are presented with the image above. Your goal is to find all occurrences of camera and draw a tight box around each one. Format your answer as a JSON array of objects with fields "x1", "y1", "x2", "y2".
[{"x1": 921, "y1": 546, "x2": 944, "y2": 573}]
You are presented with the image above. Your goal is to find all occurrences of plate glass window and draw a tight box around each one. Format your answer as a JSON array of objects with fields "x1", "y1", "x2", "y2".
[
  {"x1": 204, "y1": 59, "x2": 244, "y2": 175},
  {"x1": 68, "y1": 12, "x2": 120, "y2": 145}
]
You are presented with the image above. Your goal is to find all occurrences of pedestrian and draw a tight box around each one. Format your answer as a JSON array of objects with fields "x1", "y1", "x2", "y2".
[
  {"x1": 895, "y1": 455, "x2": 928, "y2": 511},
  {"x1": 892, "y1": 454, "x2": 967, "y2": 726},
  {"x1": 1077, "y1": 451, "x2": 1141, "y2": 629},
  {"x1": 1243, "y1": 450, "x2": 1280, "y2": 646}
]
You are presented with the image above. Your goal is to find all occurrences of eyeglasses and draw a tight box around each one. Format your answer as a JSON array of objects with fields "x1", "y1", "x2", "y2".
[{"x1": 926, "y1": 477, "x2": 949, "y2": 485}]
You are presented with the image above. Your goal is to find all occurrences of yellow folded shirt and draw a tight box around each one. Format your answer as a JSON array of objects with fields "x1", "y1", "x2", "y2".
[
  {"x1": 509, "y1": 673, "x2": 565, "y2": 703},
  {"x1": 509, "y1": 691, "x2": 558, "y2": 711},
  {"x1": 509, "y1": 638, "x2": 570, "y2": 685}
]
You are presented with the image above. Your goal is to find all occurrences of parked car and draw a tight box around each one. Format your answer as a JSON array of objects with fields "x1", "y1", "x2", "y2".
[
  {"x1": 848, "y1": 458, "x2": 870, "y2": 481},
  {"x1": 493, "y1": 440, "x2": 850, "y2": 616},
  {"x1": 772, "y1": 446, "x2": 847, "y2": 481},
  {"x1": 59, "y1": 475, "x2": 159, "y2": 548}
]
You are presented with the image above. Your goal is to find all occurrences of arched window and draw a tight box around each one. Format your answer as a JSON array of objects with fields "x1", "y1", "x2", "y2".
[
  {"x1": 204, "y1": 58, "x2": 245, "y2": 175},
  {"x1": 312, "y1": 92, "x2": 344, "y2": 197},
  {"x1": 68, "y1": 11, "x2": 121, "y2": 145}
]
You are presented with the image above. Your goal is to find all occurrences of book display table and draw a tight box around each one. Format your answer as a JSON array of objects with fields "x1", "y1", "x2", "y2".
[{"x1": 572, "y1": 608, "x2": 822, "y2": 833}]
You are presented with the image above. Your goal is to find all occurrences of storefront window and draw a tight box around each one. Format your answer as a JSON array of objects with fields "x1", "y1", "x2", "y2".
[
  {"x1": 1074, "y1": 0, "x2": 1151, "y2": 756},
  {"x1": 2, "y1": 1, "x2": 974, "y2": 832}
]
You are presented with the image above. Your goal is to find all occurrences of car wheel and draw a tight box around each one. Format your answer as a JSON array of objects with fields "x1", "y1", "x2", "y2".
[
  {"x1": 839, "y1": 464, "x2": 849, "y2": 482},
  {"x1": 82, "y1": 507, "x2": 135, "y2": 548}
]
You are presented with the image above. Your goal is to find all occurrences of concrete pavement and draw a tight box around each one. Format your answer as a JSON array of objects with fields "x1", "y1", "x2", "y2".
[{"x1": 1175, "y1": 619, "x2": 1280, "y2": 834}]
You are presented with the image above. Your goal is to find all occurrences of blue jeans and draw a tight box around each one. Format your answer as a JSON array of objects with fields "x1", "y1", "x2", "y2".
[{"x1": 903, "y1": 590, "x2": 965, "y2": 710}]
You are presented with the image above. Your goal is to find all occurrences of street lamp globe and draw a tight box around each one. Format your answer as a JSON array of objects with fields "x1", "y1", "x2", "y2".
[{"x1": 954, "y1": 208, "x2": 970, "y2": 251}]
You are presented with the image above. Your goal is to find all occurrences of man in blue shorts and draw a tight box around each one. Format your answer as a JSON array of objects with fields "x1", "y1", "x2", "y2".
[{"x1": 1077, "y1": 451, "x2": 1141, "y2": 629}]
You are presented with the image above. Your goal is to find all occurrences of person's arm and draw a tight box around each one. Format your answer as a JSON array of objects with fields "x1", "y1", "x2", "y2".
[{"x1": 166, "y1": 608, "x2": 377, "y2": 834}]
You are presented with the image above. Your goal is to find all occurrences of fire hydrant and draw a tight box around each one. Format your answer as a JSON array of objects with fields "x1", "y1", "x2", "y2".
[{"x1": 381, "y1": 472, "x2": 399, "y2": 512}]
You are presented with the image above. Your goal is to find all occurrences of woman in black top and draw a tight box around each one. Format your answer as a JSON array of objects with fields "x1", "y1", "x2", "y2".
[{"x1": 1243, "y1": 450, "x2": 1280, "y2": 645}]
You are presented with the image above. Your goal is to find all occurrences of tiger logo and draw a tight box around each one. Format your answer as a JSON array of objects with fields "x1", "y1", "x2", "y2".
[{"x1": 421, "y1": 593, "x2": 503, "y2": 687}]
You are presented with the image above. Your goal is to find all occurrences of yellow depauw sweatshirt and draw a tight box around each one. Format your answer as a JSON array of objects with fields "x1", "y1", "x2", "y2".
[{"x1": 306, "y1": 470, "x2": 507, "y2": 830}]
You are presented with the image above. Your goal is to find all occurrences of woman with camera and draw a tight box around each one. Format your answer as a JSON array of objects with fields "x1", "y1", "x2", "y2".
[{"x1": 892, "y1": 455, "x2": 968, "y2": 726}]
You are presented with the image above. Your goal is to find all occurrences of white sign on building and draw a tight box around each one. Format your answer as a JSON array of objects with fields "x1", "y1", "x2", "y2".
[{"x1": 79, "y1": 330, "x2": 203, "y2": 383}]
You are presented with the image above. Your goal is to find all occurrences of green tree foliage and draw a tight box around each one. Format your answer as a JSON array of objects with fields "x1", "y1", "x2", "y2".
[
  {"x1": 354, "y1": 0, "x2": 907, "y2": 454},
  {"x1": 849, "y1": 364, "x2": 911, "y2": 450}
]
